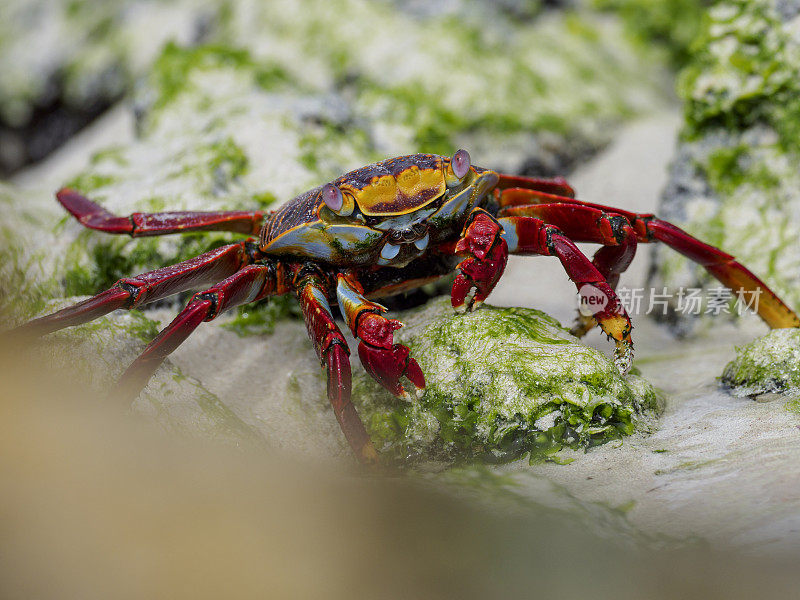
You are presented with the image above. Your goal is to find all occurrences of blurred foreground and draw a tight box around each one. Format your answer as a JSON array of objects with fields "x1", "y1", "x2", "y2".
[{"x1": 2, "y1": 342, "x2": 799, "y2": 599}]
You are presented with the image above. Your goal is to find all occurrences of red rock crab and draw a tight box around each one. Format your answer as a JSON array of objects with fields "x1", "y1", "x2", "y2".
[{"x1": 10, "y1": 150, "x2": 799, "y2": 464}]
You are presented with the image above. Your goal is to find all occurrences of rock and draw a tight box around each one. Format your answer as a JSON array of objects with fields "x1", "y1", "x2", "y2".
[
  {"x1": 649, "y1": 0, "x2": 800, "y2": 335},
  {"x1": 721, "y1": 328, "x2": 800, "y2": 396},
  {"x1": 0, "y1": 0, "x2": 217, "y2": 174},
  {"x1": 352, "y1": 298, "x2": 662, "y2": 465},
  {"x1": 1, "y1": 0, "x2": 671, "y2": 175}
]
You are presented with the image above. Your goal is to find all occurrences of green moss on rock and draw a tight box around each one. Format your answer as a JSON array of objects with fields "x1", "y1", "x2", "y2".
[
  {"x1": 222, "y1": 297, "x2": 302, "y2": 337},
  {"x1": 722, "y1": 328, "x2": 800, "y2": 395},
  {"x1": 352, "y1": 299, "x2": 662, "y2": 465},
  {"x1": 680, "y1": 0, "x2": 800, "y2": 148}
]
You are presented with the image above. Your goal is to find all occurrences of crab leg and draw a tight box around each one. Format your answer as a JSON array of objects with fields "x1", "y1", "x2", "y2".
[
  {"x1": 646, "y1": 219, "x2": 799, "y2": 328},
  {"x1": 9, "y1": 242, "x2": 256, "y2": 339},
  {"x1": 573, "y1": 226, "x2": 638, "y2": 338},
  {"x1": 295, "y1": 270, "x2": 378, "y2": 465},
  {"x1": 118, "y1": 261, "x2": 287, "y2": 402},
  {"x1": 336, "y1": 273, "x2": 425, "y2": 400},
  {"x1": 495, "y1": 174, "x2": 576, "y2": 198},
  {"x1": 498, "y1": 215, "x2": 634, "y2": 374},
  {"x1": 498, "y1": 192, "x2": 800, "y2": 329},
  {"x1": 57, "y1": 188, "x2": 266, "y2": 236},
  {"x1": 499, "y1": 202, "x2": 639, "y2": 337}
]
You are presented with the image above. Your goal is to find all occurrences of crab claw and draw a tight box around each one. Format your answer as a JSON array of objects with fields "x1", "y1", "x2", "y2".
[
  {"x1": 585, "y1": 281, "x2": 634, "y2": 376},
  {"x1": 358, "y1": 342, "x2": 426, "y2": 400},
  {"x1": 356, "y1": 312, "x2": 425, "y2": 399},
  {"x1": 451, "y1": 212, "x2": 508, "y2": 312}
]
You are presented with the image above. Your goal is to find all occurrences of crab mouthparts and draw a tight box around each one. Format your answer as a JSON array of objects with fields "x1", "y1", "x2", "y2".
[
  {"x1": 380, "y1": 233, "x2": 429, "y2": 260},
  {"x1": 378, "y1": 228, "x2": 430, "y2": 265}
]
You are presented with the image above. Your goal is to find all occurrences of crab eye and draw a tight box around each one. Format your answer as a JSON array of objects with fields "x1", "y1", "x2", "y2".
[
  {"x1": 452, "y1": 149, "x2": 471, "y2": 179},
  {"x1": 322, "y1": 184, "x2": 343, "y2": 212}
]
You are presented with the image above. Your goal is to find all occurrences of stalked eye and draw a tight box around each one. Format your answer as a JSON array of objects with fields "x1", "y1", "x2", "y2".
[
  {"x1": 321, "y1": 184, "x2": 343, "y2": 212},
  {"x1": 452, "y1": 149, "x2": 471, "y2": 179}
]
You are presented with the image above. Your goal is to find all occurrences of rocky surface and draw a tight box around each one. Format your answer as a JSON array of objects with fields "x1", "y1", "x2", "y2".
[
  {"x1": 722, "y1": 328, "x2": 800, "y2": 396},
  {"x1": 352, "y1": 299, "x2": 661, "y2": 465},
  {"x1": 1, "y1": 0, "x2": 671, "y2": 175},
  {"x1": 0, "y1": 0, "x2": 217, "y2": 174},
  {"x1": 650, "y1": 0, "x2": 800, "y2": 334}
]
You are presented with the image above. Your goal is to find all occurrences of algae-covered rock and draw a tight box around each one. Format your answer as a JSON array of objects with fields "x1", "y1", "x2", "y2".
[
  {"x1": 1, "y1": 0, "x2": 671, "y2": 175},
  {"x1": 592, "y1": 0, "x2": 706, "y2": 68},
  {"x1": 352, "y1": 299, "x2": 662, "y2": 464},
  {"x1": 721, "y1": 328, "x2": 800, "y2": 396},
  {"x1": 0, "y1": 0, "x2": 217, "y2": 173},
  {"x1": 650, "y1": 0, "x2": 800, "y2": 333}
]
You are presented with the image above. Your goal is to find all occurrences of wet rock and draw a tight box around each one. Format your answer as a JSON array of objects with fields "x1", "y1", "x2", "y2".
[
  {"x1": 1, "y1": 0, "x2": 671, "y2": 176},
  {"x1": 18, "y1": 299, "x2": 261, "y2": 444},
  {"x1": 721, "y1": 328, "x2": 800, "y2": 396},
  {"x1": 0, "y1": 0, "x2": 217, "y2": 175},
  {"x1": 352, "y1": 298, "x2": 662, "y2": 465}
]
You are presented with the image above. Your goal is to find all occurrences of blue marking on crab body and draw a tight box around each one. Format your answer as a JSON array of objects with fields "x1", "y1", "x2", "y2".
[
  {"x1": 263, "y1": 221, "x2": 384, "y2": 264},
  {"x1": 501, "y1": 226, "x2": 519, "y2": 253}
]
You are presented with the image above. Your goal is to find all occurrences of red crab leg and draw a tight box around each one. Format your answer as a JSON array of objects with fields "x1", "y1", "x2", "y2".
[
  {"x1": 495, "y1": 174, "x2": 576, "y2": 198},
  {"x1": 118, "y1": 262, "x2": 287, "y2": 402},
  {"x1": 497, "y1": 187, "x2": 641, "y2": 223},
  {"x1": 574, "y1": 225, "x2": 638, "y2": 338},
  {"x1": 498, "y1": 215, "x2": 634, "y2": 374},
  {"x1": 336, "y1": 273, "x2": 425, "y2": 400},
  {"x1": 646, "y1": 219, "x2": 800, "y2": 328},
  {"x1": 57, "y1": 188, "x2": 266, "y2": 236},
  {"x1": 8, "y1": 242, "x2": 255, "y2": 339},
  {"x1": 498, "y1": 202, "x2": 639, "y2": 337},
  {"x1": 295, "y1": 270, "x2": 378, "y2": 465},
  {"x1": 450, "y1": 208, "x2": 509, "y2": 312},
  {"x1": 499, "y1": 192, "x2": 800, "y2": 329}
]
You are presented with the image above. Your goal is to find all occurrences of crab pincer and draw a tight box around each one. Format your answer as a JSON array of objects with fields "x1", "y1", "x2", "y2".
[
  {"x1": 356, "y1": 312, "x2": 426, "y2": 400},
  {"x1": 452, "y1": 210, "x2": 508, "y2": 312}
]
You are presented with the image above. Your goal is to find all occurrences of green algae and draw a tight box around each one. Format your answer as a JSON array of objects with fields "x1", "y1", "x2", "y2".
[
  {"x1": 62, "y1": 232, "x2": 237, "y2": 297},
  {"x1": 169, "y1": 367, "x2": 264, "y2": 444},
  {"x1": 721, "y1": 328, "x2": 800, "y2": 396},
  {"x1": 680, "y1": 0, "x2": 800, "y2": 149},
  {"x1": 148, "y1": 42, "x2": 256, "y2": 112},
  {"x1": 207, "y1": 137, "x2": 250, "y2": 181},
  {"x1": 64, "y1": 173, "x2": 120, "y2": 194},
  {"x1": 352, "y1": 299, "x2": 662, "y2": 465},
  {"x1": 124, "y1": 309, "x2": 160, "y2": 342},
  {"x1": 222, "y1": 297, "x2": 301, "y2": 337}
]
